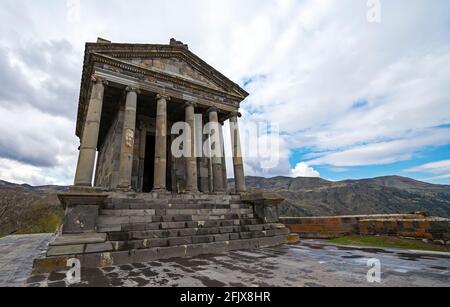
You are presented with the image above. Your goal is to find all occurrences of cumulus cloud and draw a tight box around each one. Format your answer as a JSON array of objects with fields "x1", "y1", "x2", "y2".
[{"x1": 291, "y1": 162, "x2": 320, "y2": 178}]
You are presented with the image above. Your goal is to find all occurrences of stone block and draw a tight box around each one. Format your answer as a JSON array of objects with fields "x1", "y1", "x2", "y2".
[
  {"x1": 229, "y1": 233, "x2": 240, "y2": 240},
  {"x1": 197, "y1": 227, "x2": 219, "y2": 235},
  {"x1": 192, "y1": 235, "x2": 214, "y2": 244},
  {"x1": 97, "y1": 216, "x2": 129, "y2": 225},
  {"x1": 47, "y1": 244, "x2": 85, "y2": 257},
  {"x1": 85, "y1": 242, "x2": 114, "y2": 253},
  {"x1": 133, "y1": 249, "x2": 158, "y2": 263},
  {"x1": 178, "y1": 228, "x2": 197, "y2": 237},
  {"x1": 149, "y1": 238, "x2": 169, "y2": 248},
  {"x1": 221, "y1": 220, "x2": 234, "y2": 227},
  {"x1": 241, "y1": 192, "x2": 283, "y2": 223},
  {"x1": 130, "y1": 216, "x2": 153, "y2": 224},
  {"x1": 219, "y1": 226, "x2": 234, "y2": 234},
  {"x1": 185, "y1": 244, "x2": 206, "y2": 257},
  {"x1": 168, "y1": 237, "x2": 192, "y2": 246},
  {"x1": 286, "y1": 233, "x2": 300, "y2": 244},
  {"x1": 63, "y1": 205, "x2": 100, "y2": 234},
  {"x1": 97, "y1": 225, "x2": 122, "y2": 232},
  {"x1": 213, "y1": 234, "x2": 230, "y2": 242},
  {"x1": 156, "y1": 246, "x2": 187, "y2": 259},
  {"x1": 160, "y1": 222, "x2": 187, "y2": 229},
  {"x1": 108, "y1": 232, "x2": 130, "y2": 241},
  {"x1": 50, "y1": 233, "x2": 107, "y2": 246}
]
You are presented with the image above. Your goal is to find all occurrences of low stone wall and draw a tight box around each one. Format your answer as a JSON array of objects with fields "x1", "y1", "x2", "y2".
[
  {"x1": 359, "y1": 218, "x2": 449, "y2": 244},
  {"x1": 280, "y1": 214, "x2": 450, "y2": 244}
]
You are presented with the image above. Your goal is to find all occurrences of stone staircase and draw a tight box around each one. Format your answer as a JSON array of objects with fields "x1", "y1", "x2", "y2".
[{"x1": 33, "y1": 194, "x2": 289, "y2": 273}]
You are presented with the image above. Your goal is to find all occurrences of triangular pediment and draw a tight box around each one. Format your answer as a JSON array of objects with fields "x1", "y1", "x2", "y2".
[
  {"x1": 89, "y1": 44, "x2": 248, "y2": 98},
  {"x1": 125, "y1": 56, "x2": 224, "y2": 91}
]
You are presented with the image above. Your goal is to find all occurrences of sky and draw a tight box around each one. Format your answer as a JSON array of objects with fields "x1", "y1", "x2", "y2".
[{"x1": 0, "y1": 0, "x2": 449, "y2": 186}]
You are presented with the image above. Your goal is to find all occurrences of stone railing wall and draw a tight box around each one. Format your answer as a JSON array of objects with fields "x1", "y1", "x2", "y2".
[{"x1": 280, "y1": 214, "x2": 450, "y2": 244}]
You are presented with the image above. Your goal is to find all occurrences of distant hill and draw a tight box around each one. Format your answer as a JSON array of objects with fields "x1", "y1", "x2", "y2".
[
  {"x1": 0, "y1": 180, "x2": 67, "y2": 237},
  {"x1": 234, "y1": 176, "x2": 450, "y2": 217}
]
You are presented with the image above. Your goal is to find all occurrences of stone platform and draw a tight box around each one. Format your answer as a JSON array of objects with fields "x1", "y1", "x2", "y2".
[
  {"x1": 32, "y1": 191, "x2": 289, "y2": 273},
  {"x1": 22, "y1": 239, "x2": 450, "y2": 287}
]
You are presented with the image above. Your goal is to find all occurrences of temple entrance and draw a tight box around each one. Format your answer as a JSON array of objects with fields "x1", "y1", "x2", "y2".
[{"x1": 142, "y1": 134, "x2": 155, "y2": 192}]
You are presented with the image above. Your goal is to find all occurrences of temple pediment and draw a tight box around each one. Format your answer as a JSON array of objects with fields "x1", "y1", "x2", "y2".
[
  {"x1": 120, "y1": 56, "x2": 224, "y2": 91},
  {"x1": 76, "y1": 39, "x2": 249, "y2": 138},
  {"x1": 84, "y1": 41, "x2": 248, "y2": 98}
]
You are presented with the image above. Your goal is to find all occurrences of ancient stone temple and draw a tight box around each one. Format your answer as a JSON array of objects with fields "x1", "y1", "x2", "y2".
[{"x1": 33, "y1": 38, "x2": 289, "y2": 272}]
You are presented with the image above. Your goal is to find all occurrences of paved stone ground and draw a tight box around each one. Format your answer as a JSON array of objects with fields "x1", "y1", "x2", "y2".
[
  {"x1": 1, "y1": 234, "x2": 449, "y2": 287},
  {"x1": 0, "y1": 234, "x2": 52, "y2": 287}
]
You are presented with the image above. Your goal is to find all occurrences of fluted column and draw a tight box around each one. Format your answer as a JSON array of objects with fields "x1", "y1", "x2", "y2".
[
  {"x1": 199, "y1": 117, "x2": 211, "y2": 193},
  {"x1": 208, "y1": 108, "x2": 224, "y2": 192},
  {"x1": 138, "y1": 128, "x2": 147, "y2": 192},
  {"x1": 219, "y1": 123, "x2": 228, "y2": 192},
  {"x1": 118, "y1": 87, "x2": 139, "y2": 189},
  {"x1": 74, "y1": 76, "x2": 107, "y2": 186},
  {"x1": 230, "y1": 113, "x2": 246, "y2": 193},
  {"x1": 185, "y1": 102, "x2": 198, "y2": 192},
  {"x1": 153, "y1": 94, "x2": 170, "y2": 191}
]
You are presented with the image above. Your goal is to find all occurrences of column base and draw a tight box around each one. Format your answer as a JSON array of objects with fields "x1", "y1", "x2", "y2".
[
  {"x1": 68, "y1": 185, "x2": 107, "y2": 193},
  {"x1": 151, "y1": 188, "x2": 172, "y2": 196},
  {"x1": 116, "y1": 185, "x2": 134, "y2": 192}
]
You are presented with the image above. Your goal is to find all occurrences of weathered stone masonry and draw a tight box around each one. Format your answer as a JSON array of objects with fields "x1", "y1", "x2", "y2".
[{"x1": 32, "y1": 38, "x2": 290, "y2": 272}]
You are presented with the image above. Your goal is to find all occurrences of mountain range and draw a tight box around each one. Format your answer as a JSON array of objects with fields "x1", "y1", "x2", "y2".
[{"x1": 232, "y1": 176, "x2": 450, "y2": 217}]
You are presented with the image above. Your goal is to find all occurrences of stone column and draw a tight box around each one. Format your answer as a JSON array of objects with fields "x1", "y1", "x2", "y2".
[
  {"x1": 208, "y1": 108, "x2": 224, "y2": 192},
  {"x1": 199, "y1": 119, "x2": 211, "y2": 193},
  {"x1": 118, "y1": 87, "x2": 139, "y2": 189},
  {"x1": 230, "y1": 114, "x2": 246, "y2": 193},
  {"x1": 138, "y1": 128, "x2": 147, "y2": 192},
  {"x1": 219, "y1": 123, "x2": 228, "y2": 192},
  {"x1": 153, "y1": 94, "x2": 170, "y2": 191},
  {"x1": 74, "y1": 76, "x2": 107, "y2": 187},
  {"x1": 185, "y1": 102, "x2": 198, "y2": 192}
]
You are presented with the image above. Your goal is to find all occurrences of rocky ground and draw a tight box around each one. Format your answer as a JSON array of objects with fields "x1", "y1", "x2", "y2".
[{"x1": 0, "y1": 234, "x2": 449, "y2": 287}]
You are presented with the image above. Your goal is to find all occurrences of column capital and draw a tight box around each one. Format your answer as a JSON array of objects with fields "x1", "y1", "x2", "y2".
[
  {"x1": 91, "y1": 75, "x2": 108, "y2": 86},
  {"x1": 156, "y1": 93, "x2": 171, "y2": 101},
  {"x1": 184, "y1": 101, "x2": 197, "y2": 108},
  {"x1": 230, "y1": 111, "x2": 242, "y2": 119},
  {"x1": 125, "y1": 86, "x2": 140, "y2": 94},
  {"x1": 207, "y1": 106, "x2": 219, "y2": 114}
]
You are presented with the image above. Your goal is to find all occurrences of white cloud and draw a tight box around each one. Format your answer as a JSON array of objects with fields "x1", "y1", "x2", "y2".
[
  {"x1": 308, "y1": 128, "x2": 450, "y2": 167},
  {"x1": 406, "y1": 160, "x2": 450, "y2": 180},
  {"x1": 291, "y1": 162, "x2": 320, "y2": 178},
  {"x1": 0, "y1": 158, "x2": 74, "y2": 186}
]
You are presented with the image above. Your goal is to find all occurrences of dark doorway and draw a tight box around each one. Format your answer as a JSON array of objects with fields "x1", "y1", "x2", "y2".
[{"x1": 143, "y1": 134, "x2": 155, "y2": 192}]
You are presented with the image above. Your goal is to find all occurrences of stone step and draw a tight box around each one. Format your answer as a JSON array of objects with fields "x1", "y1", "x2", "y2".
[
  {"x1": 103, "y1": 202, "x2": 252, "y2": 210},
  {"x1": 47, "y1": 228, "x2": 289, "y2": 256},
  {"x1": 33, "y1": 235, "x2": 289, "y2": 273},
  {"x1": 108, "y1": 228, "x2": 290, "y2": 251},
  {"x1": 97, "y1": 218, "x2": 262, "y2": 233},
  {"x1": 99, "y1": 208, "x2": 254, "y2": 217},
  {"x1": 97, "y1": 213, "x2": 255, "y2": 226},
  {"x1": 107, "y1": 223, "x2": 285, "y2": 241}
]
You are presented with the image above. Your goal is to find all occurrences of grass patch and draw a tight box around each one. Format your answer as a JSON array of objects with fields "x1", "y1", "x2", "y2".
[{"x1": 329, "y1": 235, "x2": 450, "y2": 253}]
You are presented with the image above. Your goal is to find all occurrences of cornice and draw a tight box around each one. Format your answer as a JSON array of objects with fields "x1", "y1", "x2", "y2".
[
  {"x1": 76, "y1": 42, "x2": 248, "y2": 138},
  {"x1": 84, "y1": 43, "x2": 249, "y2": 97},
  {"x1": 91, "y1": 53, "x2": 245, "y2": 100}
]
